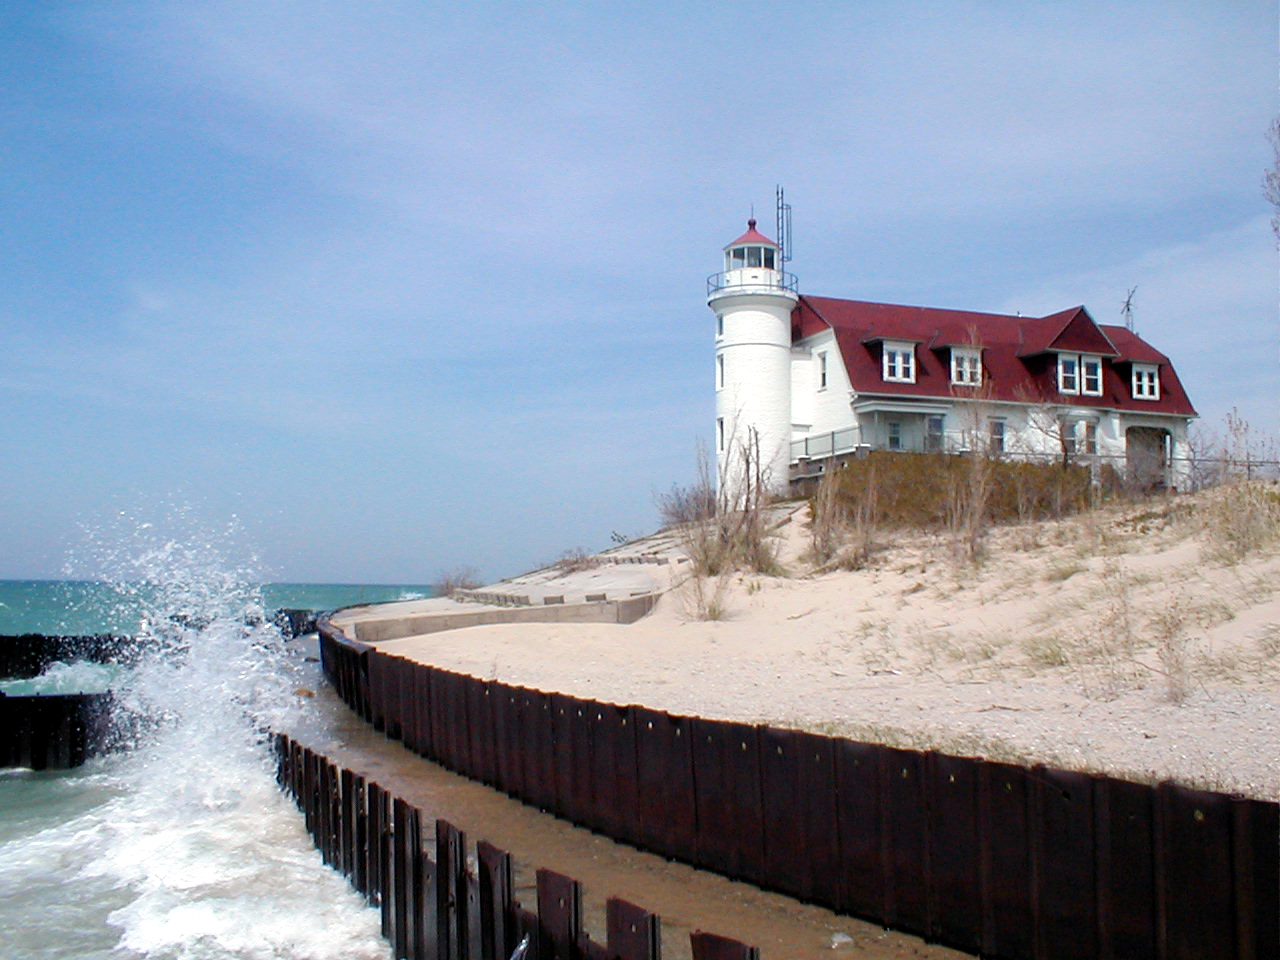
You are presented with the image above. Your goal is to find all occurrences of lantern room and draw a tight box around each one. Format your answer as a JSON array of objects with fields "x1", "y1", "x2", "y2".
[{"x1": 723, "y1": 218, "x2": 779, "y2": 272}]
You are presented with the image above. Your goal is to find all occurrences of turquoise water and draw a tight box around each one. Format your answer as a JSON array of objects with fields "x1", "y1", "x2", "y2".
[
  {"x1": 0, "y1": 579, "x2": 434, "y2": 637},
  {"x1": 0, "y1": 573, "x2": 403, "y2": 958}
]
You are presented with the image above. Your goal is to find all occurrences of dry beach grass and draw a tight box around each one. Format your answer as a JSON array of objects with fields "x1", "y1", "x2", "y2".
[{"x1": 367, "y1": 481, "x2": 1280, "y2": 801}]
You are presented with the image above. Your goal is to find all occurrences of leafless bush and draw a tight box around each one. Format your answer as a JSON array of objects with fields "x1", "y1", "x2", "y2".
[
  {"x1": 676, "y1": 568, "x2": 731, "y2": 621},
  {"x1": 1151, "y1": 606, "x2": 1193, "y2": 705},
  {"x1": 1198, "y1": 479, "x2": 1280, "y2": 563},
  {"x1": 673, "y1": 431, "x2": 782, "y2": 578},
  {"x1": 947, "y1": 446, "x2": 994, "y2": 565},
  {"x1": 655, "y1": 470, "x2": 716, "y2": 529},
  {"x1": 833, "y1": 459, "x2": 881, "y2": 570},
  {"x1": 433, "y1": 566, "x2": 482, "y2": 597},
  {"x1": 805, "y1": 468, "x2": 845, "y2": 567},
  {"x1": 555, "y1": 548, "x2": 602, "y2": 573}
]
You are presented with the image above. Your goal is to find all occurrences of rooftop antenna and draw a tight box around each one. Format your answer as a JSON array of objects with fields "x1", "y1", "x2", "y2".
[
  {"x1": 775, "y1": 185, "x2": 792, "y2": 265},
  {"x1": 1122, "y1": 285, "x2": 1138, "y2": 333}
]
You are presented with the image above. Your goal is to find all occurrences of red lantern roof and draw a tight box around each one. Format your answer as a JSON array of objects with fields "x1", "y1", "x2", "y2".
[{"x1": 725, "y1": 218, "x2": 778, "y2": 248}]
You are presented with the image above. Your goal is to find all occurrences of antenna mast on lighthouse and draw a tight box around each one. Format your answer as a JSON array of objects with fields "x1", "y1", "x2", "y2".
[{"x1": 775, "y1": 185, "x2": 792, "y2": 266}]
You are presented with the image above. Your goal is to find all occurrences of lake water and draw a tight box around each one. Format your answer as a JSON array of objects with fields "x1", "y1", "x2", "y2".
[{"x1": 0, "y1": 560, "x2": 431, "y2": 957}]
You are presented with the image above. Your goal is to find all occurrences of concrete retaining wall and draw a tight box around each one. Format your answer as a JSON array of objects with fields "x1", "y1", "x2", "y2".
[{"x1": 348, "y1": 594, "x2": 660, "y2": 645}]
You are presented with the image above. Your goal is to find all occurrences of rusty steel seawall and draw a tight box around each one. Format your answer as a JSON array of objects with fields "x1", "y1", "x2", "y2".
[
  {"x1": 274, "y1": 733, "x2": 758, "y2": 960},
  {"x1": 317, "y1": 618, "x2": 1280, "y2": 960},
  {"x1": 0, "y1": 692, "x2": 113, "y2": 769}
]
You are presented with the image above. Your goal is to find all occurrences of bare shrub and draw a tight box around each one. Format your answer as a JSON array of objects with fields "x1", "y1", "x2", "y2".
[
  {"x1": 830, "y1": 452, "x2": 1088, "y2": 536},
  {"x1": 433, "y1": 566, "x2": 482, "y2": 597},
  {"x1": 1151, "y1": 606, "x2": 1193, "y2": 704},
  {"x1": 948, "y1": 447, "x2": 994, "y2": 565},
  {"x1": 676, "y1": 568, "x2": 731, "y2": 621},
  {"x1": 674, "y1": 431, "x2": 782, "y2": 578},
  {"x1": 1198, "y1": 479, "x2": 1280, "y2": 562},
  {"x1": 655, "y1": 463, "x2": 716, "y2": 528},
  {"x1": 805, "y1": 468, "x2": 845, "y2": 567},
  {"x1": 834, "y1": 459, "x2": 881, "y2": 570},
  {"x1": 555, "y1": 548, "x2": 601, "y2": 573}
]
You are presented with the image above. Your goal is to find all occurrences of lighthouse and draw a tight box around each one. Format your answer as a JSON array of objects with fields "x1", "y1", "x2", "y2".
[{"x1": 707, "y1": 217, "x2": 799, "y2": 501}]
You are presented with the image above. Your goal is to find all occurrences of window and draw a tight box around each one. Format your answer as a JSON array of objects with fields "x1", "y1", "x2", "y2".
[
  {"x1": 1082, "y1": 357, "x2": 1103, "y2": 396},
  {"x1": 717, "y1": 417, "x2": 725, "y2": 452},
  {"x1": 1132, "y1": 364, "x2": 1160, "y2": 400},
  {"x1": 988, "y1": 419, "x2": 1006, "y2": 455},
  {"x1": 926, "y1": 416, "x2": 945, "y2": 452},
  {"x1": 728, "y1": 246, "x2": 776, "y2": 271},
  {"x1": 1058, "y1": 354, "x2": 1103, "y2": 395},
  {"x1": 1083, "y1": 421, "x2": 1098, "y2": 455},
  {"x1": 817, "y1": 351, "x2": 828, "y2": 389},
  {"x1": 716, "y1": 315, "x2": 723, "y2": 337},
  {"x1": 1058, "y1": 355, "x2": 1079, "y2": 393},
  {"x1": 882, "y1": 341, "x2": 915, "y2": 382},
  {"x1": 716, "y1": 354, "x2": 724, "y2": 390},
  {"x1": 887, "y1": 421, "x2": 902, "y2": 450},
  {"x1": 951, "y1": 348, "x2": 982, "y2": 386}
]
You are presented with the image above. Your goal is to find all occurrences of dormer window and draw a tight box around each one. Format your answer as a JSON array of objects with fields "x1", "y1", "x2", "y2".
[
  {"x1": 950, "y1": 348, "x2": 982, "y2": 386},
  {"x1": 1132, "y1": 363, "x2": 1160, "y2": 400},
  {"x1": 882, "y1": 341, "x2": 915, "y2": 383},
  {"x1": 1058, "y1": 355, "x2": 1078, "y2": 393},
  {"x1": 1058, "y1": 354, "x2": 1103, "y2": 396},
  {"x1": 1082, "y1": 357, "x2": 1102, "y2": 395}
]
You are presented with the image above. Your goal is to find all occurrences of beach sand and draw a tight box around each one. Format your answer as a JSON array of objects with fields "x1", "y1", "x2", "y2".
[{"x1": 345, "y1": 492, "x2": 1280, "y2": 800}]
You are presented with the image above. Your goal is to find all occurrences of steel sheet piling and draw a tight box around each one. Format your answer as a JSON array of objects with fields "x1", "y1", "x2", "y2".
[
  {"x1": 1233, "y1": 796, "x2": 1280, "y2": 960},
  {"x1": 1093, "y1": 775, "x2": 1156, "y2": 960},
  {"x1": 308, "y1": 630, "x2": 1279, "y2": 960},
  {"x1": 835, "y1": 739, "x2": 886, "y2": 921},
  {"x1": 689, "y1": 931, "x2": 759, "y2": 960},
  {"x1": 690, "y1": 717, "x2": 737, "y2": 876},
  {"x1": 340, "y1": 767, "x2": 357, "y2": 879},
  {"x1": 758, "y1": 726, "x2": 806, "y2": 898},
  {"x1": 632, "y1": 708, "x2": 697, "y2": 862},
  {"x1": 478, "y1": 841, "x2": 516, "y2": 960},
  {"x1": 535, "y1": 869, "x2": 582, "y2": 960},
  {"x1": 796, "y1": 730, "x2": 841, "y2": 909},
  {"x1": 1156, "y1": 782, "x2": 1236, "y2": 960},
  {"x1": 606, "y1": 898, "x2": 660, "y2": 960},
  {"x1": 925, "y1": 752, "x2": 981, "y2": 953},
  {"x1": 437, "y1": 819, "x2": 469, "y2": 960},
  {"x1": 880, "y1": 747, "x2": 929, "y2": 936},
  {"x1": 979, "y1": 762, "x2": 1034, "y2": 960},
  {"x1": 1030, "y1": 766, "x2": 1097, "y2": 960}
]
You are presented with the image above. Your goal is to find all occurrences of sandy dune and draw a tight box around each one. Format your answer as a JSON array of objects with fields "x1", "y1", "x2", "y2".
[{"x1": 372, "y1": 491, "x2": 1280, "y2": 800}]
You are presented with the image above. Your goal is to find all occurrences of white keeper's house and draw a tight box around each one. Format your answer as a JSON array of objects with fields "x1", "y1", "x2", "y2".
[{"x1": 708, "y1": 217, "x2": 1197, "y2": 496}]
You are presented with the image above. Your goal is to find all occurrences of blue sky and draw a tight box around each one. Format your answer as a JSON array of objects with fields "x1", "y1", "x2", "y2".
[{"x1": 1, "y1": 1, "x2": 1276, "y2": 583}]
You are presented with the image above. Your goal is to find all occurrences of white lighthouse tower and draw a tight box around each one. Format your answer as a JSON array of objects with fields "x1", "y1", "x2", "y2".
[{"x1": 707, "y1": 216, "x2": 798, "y2": 500}]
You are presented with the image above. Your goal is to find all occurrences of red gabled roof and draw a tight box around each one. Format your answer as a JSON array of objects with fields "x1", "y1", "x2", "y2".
[
  {"x1": 792, "y1": 295, "x2": 1196, "y2": 416},
  {"x1": 1019, "y1": 306, "x2": 1119, "y2": 357},
  {"x1": 725, "y1": 218, "x2": 778, "y2": 248}
]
